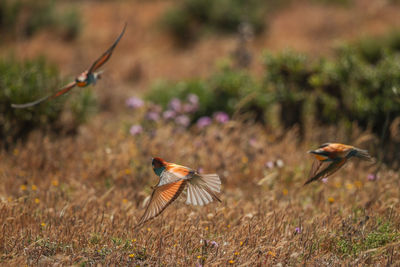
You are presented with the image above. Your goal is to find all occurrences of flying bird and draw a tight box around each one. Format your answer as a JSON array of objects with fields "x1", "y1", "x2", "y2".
[
  {"x1": 136, "y1": 157, "x2": 221, "y2": 227},
  {"x1": 11, "y1": 23, "x2": 127, "y2": 109},
  {"x1": 304, "y1": 143, "x2": 373, "y2": 185}
]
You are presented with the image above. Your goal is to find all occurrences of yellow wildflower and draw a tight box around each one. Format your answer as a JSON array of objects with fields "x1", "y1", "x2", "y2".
[
  {"x1": 125, "y1": 169, "x2": 132, "y2": 175},
  {"x1": 34, "y1": 198, "x2": 40, "y2": 204},
  {"x1": 197, "y1": 255, "x2": 202, "y2": 259},
  {"x1": 229, "y1": 260, "x2": 235, "y2": 264},
  {"x1": 328, "y1": 197, "x2": 335, "y2": 204},
  {"x1": 20, "y1": 185, "x2": 27, "y2": 191},
  {"x1": 31, "y1": 185, "x2": 37, "y2": 191},
  {"x1": 267, "y1": 251, "x2": 276, "y2": 257},
  {"x1": 13, "y1": 149, "x2": 19, "y2": 156},
  {"x1": 240, "y1": 241, "x2": 243, "y2": 246},
  {"x1": 41, "y1": 222, "x2": 46, "y2": 227},
  {"x1": 282, "y1": 188, "x2": 288, "y2": 196},
  {"x1": 123, "y1": 198, "x2": 128, "y2": 204},
  {"x1": 234, "y1": 252, "x2": 239, "y2": 255},
  {"x1": 345, "y1": 183, "x2": 354, "y2": 190},
  {"x1": 129, "y1": 254, "x2": 135, "y2": 258},
  {"x1": 52, "y1": 180, "x2": 59, "y2": 187}
]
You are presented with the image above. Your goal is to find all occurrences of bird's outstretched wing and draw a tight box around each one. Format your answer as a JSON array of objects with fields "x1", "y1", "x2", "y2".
[
  {"x1": 11, "y1": 81, "x2": 76, "y2": 108},
  {"x1": 136, "y1": 180, "x2": 187, "y2": 227},
  {"x1": 88, "y1": 23, "x2": 127, "y2": 74},
  {"x1": 307, "y1": 159, "x2": 324, "y2": 181},
  {"x1": 304, "y1": 158, "x2": 347, "y2": 185},
  {"x1": 157, "y1": 163, "x2": 194, "y2": 186}
]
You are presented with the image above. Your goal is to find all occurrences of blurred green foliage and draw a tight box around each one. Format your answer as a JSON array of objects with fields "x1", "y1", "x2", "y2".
[
  {"x1": 160, "y1": 0, "x2": 279, "y2": 45},
  {"x1": 0, "y1": 57, "x2": 96, "y2": 145},
  {"x1": 147, "y1": 67, "x2": 263, "y2": 121},
  {"x1": 0, "y1": 0, "x2": 81, "y2": 41},
  {"x1": 147, "y1": 31, "x2": 400, "y2": 144}
]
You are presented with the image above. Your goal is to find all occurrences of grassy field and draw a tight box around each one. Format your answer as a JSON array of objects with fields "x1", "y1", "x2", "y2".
[
  {"x1": 1, "y1": 0, "x2": 400, "y2": 266},
  {"x1": 1, "y1": 115, "x2": 399, "y2": 265}
]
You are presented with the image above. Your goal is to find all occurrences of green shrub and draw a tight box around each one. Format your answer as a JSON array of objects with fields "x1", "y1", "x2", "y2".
[
  {"x1": 146, "y1": 67, "x2": 261, "y2": 121},
  {"x1": 56, "y1": 7, "x2": 82, "y2": 41},
  {"x1": 0, "y1": 0, "x2": 81, "y2": 41},
  {"x1": 146, "y1": 30, "x2": 400, "y2": 154},
  {"x1": 23, "y1": 0, "x2": 56, "y2": 37},
  {"x1": 0, "y1": 0, "x2": 21, "y2": 36},
  {"x1": 0, "y1": 57, "x2": 96, "y2": 146},
  {"x1": 160, "y1": 0, "x2": 273, "y2": 45}
]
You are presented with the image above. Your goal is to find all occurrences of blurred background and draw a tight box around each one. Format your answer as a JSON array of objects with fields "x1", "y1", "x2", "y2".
[
  {"x1": 1, "y1": 0, "x2": 400, "y2": 265},
  {"x1": 1, "y1": 0, "x2": 400, "y2": 163}
]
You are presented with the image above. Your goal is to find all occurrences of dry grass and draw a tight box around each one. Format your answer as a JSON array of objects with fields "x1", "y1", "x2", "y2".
[
  {"x1": 2, "y1": 1, "x2": 400, "y2": 265},
  {"x1": 1, "y1": 113, "x2": 399, "y2": 266}
]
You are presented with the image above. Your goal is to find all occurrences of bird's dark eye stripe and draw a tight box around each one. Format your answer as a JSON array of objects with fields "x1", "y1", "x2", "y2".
[{"x1": 319, "y1": 143, "x2": 329, "y2": 148}]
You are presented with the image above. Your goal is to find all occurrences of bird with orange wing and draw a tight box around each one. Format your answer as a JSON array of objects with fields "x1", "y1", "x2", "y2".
[
  {"x1": 11, "y1": 23, "x2": 126, "y2": 108},
  {"x1": 304, "y1": 143, "x2": 373, "y2": 185},
  {"x1": 136, "y1": 157, "x2": 221, "y2": 227}
]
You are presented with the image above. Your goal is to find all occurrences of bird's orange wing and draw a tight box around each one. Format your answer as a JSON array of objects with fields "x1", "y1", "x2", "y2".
[
  {"x1": 88, "y1": 23, "x2": 126, "y2": 74},
  {"x1": 308, "y1": 159, "x2": 324, "y2": 180},
  {"x1": 50, "y1": 81, "x2": 77, "y2": 98},
  {"x1": 136, "y1": 180, "x2": 186, "y2": 227},
  {"x1": 304, "y1": 158, "x2": 347, "y2": 185},
  {"x1": 166, "y1": 163, "x2": 193, "y2": 179},
  {"x1": 11, "y1": 81, "x2": 76, "y2": 109}
]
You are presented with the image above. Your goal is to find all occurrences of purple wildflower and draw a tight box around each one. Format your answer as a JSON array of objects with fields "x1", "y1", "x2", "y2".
[
  {"x1": 183, "y1": 103, "x2": 198, "y2": 113},
  {"x1": 295, "y1": 227, "x2": 301, "y2": 234},
  {"x1": 210, "y1": 241, "x2": 218, "y2": 248},
  {"x1": 151, "y1": 104, "x2": 162, "y2": 113},
  {"x1": 197, "y1": 167, "x2": 204, "y2": 174},
  {"x1": 169, "y1": 98, "x2": 182, "y2": 112},
  {"x1": 126, "y1": 97, "x2": 144, "y2": 109},
  {"x1": 322, "y1": 177, "x2": 329, "y2": 183},
  {"x1": 213, "y1": 112, "x2": 229, "y2": 123},
  {"x1": 367, "y1": 173, "x2": 377, "y2": 181},
  {"x1": 197, "y1": 116, "x2": 212, "y2": 129},
  {"x1": 129, "y1": 125, "x2": 143, "y2": 136},
  {"x1": 187, "y1": 94, "x2": 199, "y2": 105},
  {"x1": 265, "y1": 161, "x2": 274, "y2": 169},
  {"x1": 163, "y1": 110, "x2": 176, "y2": 120},
  {"x1": 175, "y1": 115, "x2": 190, "y2": 127},
  {"x1": 146, "y1": 111, "x2": 160, "y2": 121},
  {"x1": 249, "y1": 138, "x2": 257, "y2": 148}
]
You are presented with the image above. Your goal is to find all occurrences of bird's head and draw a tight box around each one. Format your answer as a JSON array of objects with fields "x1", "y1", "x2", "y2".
[
  {"x1": 152, "y1": 157, "x2": 167, "y2": 176},
  {"x1": 76, "y1": 70, "x2": 89, "y2": 84},
  {"x1": 307, "y1": 145, "x2": 330, "y2": 161}
]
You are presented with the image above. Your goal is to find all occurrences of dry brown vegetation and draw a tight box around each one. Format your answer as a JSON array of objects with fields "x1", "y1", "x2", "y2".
[
  {"x1": 2, "y1": 0, "x2": 400, "y2": 266},
  {"x1": 1, "y1": 115, "x2": 400, "y2": 265}
]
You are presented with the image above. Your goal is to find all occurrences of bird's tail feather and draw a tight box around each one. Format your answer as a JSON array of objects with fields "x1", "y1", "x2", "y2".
[
  {"x1": 186, "y1": 174, "x2": 221, "y2": 206},
  {"x1": 354, "y1": 148, "x2": 373, "y2": 161}
]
